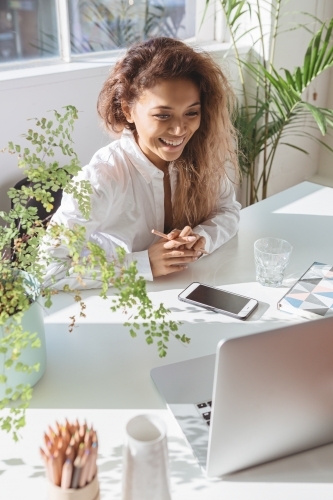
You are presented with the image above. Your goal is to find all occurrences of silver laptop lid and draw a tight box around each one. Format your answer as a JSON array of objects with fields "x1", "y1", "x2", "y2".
[{"x1": 208, "y1": 315, "x2": 333, "y2": 476}]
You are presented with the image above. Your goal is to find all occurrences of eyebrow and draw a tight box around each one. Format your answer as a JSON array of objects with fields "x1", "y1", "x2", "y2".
[{"x1": 150, "y1": 102, "x2": 201, "y2": 110}]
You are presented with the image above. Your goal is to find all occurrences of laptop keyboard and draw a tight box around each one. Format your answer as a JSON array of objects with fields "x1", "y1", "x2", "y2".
[{"x1": 196, "y1": 401, "x2": 212, "y2": 426}]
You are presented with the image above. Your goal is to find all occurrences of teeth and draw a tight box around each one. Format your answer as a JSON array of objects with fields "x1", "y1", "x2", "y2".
[{"x1": 160, "y1": 138, "x2": 184, "y2": 146}]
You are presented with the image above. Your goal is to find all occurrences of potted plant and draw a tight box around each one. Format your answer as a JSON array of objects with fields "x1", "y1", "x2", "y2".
[
  {"x1": 204, "y1": 0, "x2": 333, "y2": 204},
  {"x1": 0, "y1": 106, "x2": 188, "y2": 440}
]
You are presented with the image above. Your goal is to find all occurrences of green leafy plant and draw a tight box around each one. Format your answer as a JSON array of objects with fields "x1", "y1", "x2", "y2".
[
  {"x1": 204, "y1": 0, "x2": 333, "y2": 203},
  {"x1": 0, "y1": 106, "x2": 189, "y2": 440}
]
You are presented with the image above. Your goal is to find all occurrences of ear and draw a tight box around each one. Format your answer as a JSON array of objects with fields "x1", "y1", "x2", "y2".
[{"x1": 121, "y1": 100, "x2": 134, "y2": 123}]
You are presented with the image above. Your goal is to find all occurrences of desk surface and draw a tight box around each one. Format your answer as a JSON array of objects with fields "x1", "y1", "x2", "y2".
[
  {"x1": 33, "y1": 180, "x2": 333, "y2": 409},
  {"x1": 2, "y1": 181, "x2": 333, "y2": 499}
]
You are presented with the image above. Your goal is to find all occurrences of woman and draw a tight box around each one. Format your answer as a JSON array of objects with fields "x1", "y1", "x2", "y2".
[{"x1": 43, "y1": 37, "x2": 241, "y2": 289}]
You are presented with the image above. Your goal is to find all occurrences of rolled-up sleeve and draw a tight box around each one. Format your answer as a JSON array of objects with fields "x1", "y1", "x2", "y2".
[{"x1": 193, "y1": 178, "x2": 241, "y2": 254}]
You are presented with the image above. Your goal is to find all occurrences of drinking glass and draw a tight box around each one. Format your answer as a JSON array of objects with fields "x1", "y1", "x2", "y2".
[{"x1": 254, "y1": 238, "x2": 293, "y2": 287}]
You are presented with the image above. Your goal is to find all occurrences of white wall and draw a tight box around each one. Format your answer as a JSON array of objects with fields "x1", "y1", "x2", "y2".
[
  {"x1": 317, "y1": 67, "x2": 333, "y2": 185},
  {"x1": 266, "y1": 0, "x2": 333, "y2": 197},
  {"x1": 0, "y1": 62, "x2": 113, "y2": 212}
]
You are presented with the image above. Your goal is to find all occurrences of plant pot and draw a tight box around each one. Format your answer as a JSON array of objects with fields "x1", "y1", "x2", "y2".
[
  {"x1": 48, "y1": 475, "x2": 100, "y2": 500},
  {"x1": 0, "y1": 273, "x2": 47, "y2": 401}
]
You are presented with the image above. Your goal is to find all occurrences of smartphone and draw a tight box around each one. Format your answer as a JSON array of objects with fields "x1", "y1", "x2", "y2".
[{"x1": 178, "y1": 282, "x2": 258, "y2": 320}]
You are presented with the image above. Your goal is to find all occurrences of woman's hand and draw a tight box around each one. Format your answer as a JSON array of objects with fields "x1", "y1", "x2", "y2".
[
  {"x1": 148, "y1": 226, "x2": 207, "y2": 278},
  {"x1": 164, "y1": 226, "x2": 206, "y2": 252}
]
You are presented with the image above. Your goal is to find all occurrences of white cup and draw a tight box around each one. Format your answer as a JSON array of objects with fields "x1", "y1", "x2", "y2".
[{"x1": 122, "y1": 414, "x2": 172, "y2": 500}]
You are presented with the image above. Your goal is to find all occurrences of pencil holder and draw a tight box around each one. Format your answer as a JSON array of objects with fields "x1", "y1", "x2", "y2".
[
  {"x1": 122, "y1": 414, "x2": 172, "y2": 500},
  {"x1": 48, "y1": 474, "x2": 100, "y2": 500}
]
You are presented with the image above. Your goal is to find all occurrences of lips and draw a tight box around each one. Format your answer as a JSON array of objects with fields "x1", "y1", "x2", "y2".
[{"x1": 159, "y1": 137, "x2": 185, "y2": 147}]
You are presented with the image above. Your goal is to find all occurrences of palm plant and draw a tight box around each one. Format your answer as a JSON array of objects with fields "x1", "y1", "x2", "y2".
[{"x1": 205, "y1": 0, "x2": 333, "y2": 204}]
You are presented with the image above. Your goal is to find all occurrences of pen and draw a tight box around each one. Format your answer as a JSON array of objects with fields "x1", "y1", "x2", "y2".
[{"x1": 151, "y1": 229, "x2": 209, "y2": 254}]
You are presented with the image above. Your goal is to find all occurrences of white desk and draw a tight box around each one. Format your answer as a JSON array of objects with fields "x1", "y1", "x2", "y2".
[{"x1": 2, "y1": 181, "x2": 333, "y2": 499}]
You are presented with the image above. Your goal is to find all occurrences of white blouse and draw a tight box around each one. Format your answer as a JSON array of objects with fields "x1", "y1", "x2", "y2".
[{"x1": 42, "y1": 128, "x2": 241, "y2": 289}]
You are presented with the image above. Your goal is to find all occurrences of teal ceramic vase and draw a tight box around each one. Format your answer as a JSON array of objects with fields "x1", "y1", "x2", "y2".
[{"x1": 0, "y1": 273, "x2": 47, "y2": 400}]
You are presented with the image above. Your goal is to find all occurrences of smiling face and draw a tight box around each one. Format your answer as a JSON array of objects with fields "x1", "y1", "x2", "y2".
[{"x1": 122, "y1": 78, "x2": 201, "y2": 170}]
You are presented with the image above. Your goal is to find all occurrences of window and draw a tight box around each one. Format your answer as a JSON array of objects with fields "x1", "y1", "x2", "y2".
[
  {"x1": 0, "y1": 0, "x2": 59, "y2": 62},
  {"x1": 69, "y1": 0, "x2": 196, "y2": 54},
  {"x1": 0, "y1": 0, "x2": 220, "y2": 65}
]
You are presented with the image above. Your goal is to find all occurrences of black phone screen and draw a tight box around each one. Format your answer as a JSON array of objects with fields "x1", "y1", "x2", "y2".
[{"x1": 186, "y1": 285, "x2": 249, "y2": 314}]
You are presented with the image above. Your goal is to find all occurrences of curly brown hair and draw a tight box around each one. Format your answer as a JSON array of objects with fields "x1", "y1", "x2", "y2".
[{"x1": 97, "y1": 37, "x2": 239, "y2": 229}]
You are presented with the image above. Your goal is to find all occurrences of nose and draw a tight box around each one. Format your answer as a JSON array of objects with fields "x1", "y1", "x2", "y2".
[{"x1": 168, "y1": 117, "x2": 186, "y2": 135}]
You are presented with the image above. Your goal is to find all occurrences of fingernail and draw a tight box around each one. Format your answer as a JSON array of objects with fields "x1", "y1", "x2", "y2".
[
  {"x1": 187, "y1": 236, "x2": 196, "y2": 241},
  {"x1": 196, "y1": 252, "x2": 202, "y2": 256}
]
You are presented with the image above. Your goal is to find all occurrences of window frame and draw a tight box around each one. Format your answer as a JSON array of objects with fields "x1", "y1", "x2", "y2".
[{"x1": 0, "y1": 0, "x2": 228, "y2": 71}]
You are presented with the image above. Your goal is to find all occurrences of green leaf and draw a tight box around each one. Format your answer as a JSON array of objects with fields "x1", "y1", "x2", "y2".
[
  {"x1": 294, "y1": 67, "x2": 303, "y2": 93},
  {"x1": 279, "y1": 143, "x2": 309, "y2": 155},
  {"x1": 31, "y1": 339, "x2": 41, "y2": 348},
  {"x1": 301, "y1": 102, "x2": 327, "y2": 135},
  {"x1": 309, "y1": 28, "x2": 322, "y2": 82},
  {"x1": 314, "y1": 18, "x2": 333, "y2": 75},
  {"x1": 284, "y1": 69, "x2": 296, "y2": 90}
]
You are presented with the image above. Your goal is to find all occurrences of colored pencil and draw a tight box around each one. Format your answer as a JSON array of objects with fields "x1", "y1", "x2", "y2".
[
  {"x1": 61, "y1": 459, "x2": 73, "y2": 489},
  {"x1": 40, "y1": 419, "x2": 98, "y2": 490}
]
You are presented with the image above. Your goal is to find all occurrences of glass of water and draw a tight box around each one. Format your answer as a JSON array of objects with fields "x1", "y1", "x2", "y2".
[{"x1": 254, "y1": 238, "x2": 293, "y2": 287}]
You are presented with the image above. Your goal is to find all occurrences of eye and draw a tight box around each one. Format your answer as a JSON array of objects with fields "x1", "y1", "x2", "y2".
[
  {"x1": 186, "y1": 111, "x2": 200, "y2": 117},
  {"x1": 154, "y1": 114, "x2": 170, "y2": 120}
]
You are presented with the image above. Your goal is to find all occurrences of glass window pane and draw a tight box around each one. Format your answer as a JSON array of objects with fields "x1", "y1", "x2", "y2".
[
  {"x1": 69, "y1": 0, "x2": 196, "y2": 54},
  {"x1": 0, "y1": 0, "x2": 59, "y2": 63}
]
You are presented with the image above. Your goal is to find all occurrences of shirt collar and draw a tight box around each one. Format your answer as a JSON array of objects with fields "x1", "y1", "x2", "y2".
[{"x1": 120, "y1": 128, "x2": 162, "y2": 183}]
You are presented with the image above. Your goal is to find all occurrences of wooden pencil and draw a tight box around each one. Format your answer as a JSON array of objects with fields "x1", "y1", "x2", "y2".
[
  {"x1": 78, "y1": 451, "x2": 90, "y2": 488},
  {"x1": 71, "y1": 455, "x2": 84, "y2": 489},
  {"x1": 86, "y1": 442, "x2": 98, "y2": 483},
  {"x1": 61, "y1": 459, "x2": 73, "y2": 489},
  {"x1": 40, "y1": 419, "x2": 98, "y2": 489},
  {"x1": 151, "y1": 229, "x2": 209, "y2": 254}
]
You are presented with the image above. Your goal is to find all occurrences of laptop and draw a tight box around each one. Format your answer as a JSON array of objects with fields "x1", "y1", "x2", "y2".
[{"x1": 151, "y1": 316, "x2": 333, "y2": 477}]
